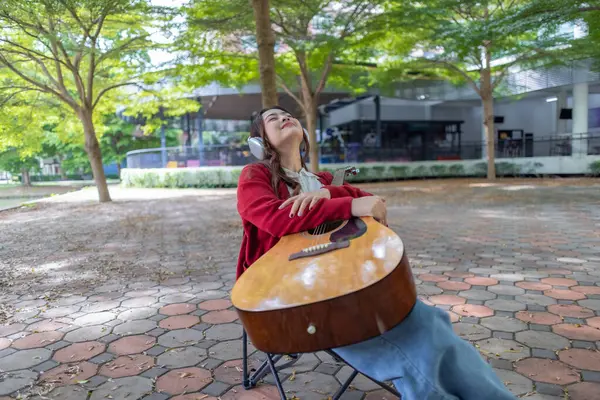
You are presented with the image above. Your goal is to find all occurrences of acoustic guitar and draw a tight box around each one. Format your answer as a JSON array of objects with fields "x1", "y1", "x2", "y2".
[{"x1": 231, "y1": 167, "x2": 417, "y2": 354}]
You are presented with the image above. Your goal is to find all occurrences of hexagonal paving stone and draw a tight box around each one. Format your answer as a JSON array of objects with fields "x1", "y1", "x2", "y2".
[
  {"x1": 209, "y1": 340, "x2": 255, "y2": 361},
  {"x1": 515, "y1": 294, "x2": 556, "y2": 307},
  {"x1": 417, "y1": 286, "x2": 443, "y2": 296},
  {"x1": 124, "y1": 289, "x2": 159, "y2": 298},
  {"x1": 0, "y1": 338, "x2": 10, "y2": 350},
  {"x1": 205, "y1": 324, "x2": 243, "y2": 341},
  {"x1": 55, "y1": 295, "x2": 87, "y2": 306},
  {"x1": 453, "y1": 323, "x2": 492, "y2": 341},
  {"x1": 108, "y1": 335, "x2": 156, "y2": 355},
  {"x1": 221, "y1": 384, "x2": 279, "y2": 400},
  {"x1": 559, "y1": 348, "x2": 600, "y2": 371},
  {"x1": 452, "y1": 304, "x2": 494, "y2": 317},
  {"x1": 99, "y1": 354, "x2": 154, "y2": 378},
  {"x1": 282, "y1": 371, "x2": 340, "y2": 399},
  {"x1": 80, "y1": 301, "x2": 121, "y2": 313},
  {"x1": 516, "y1": 281, "x2": 552, "y2": 291},
  {"x1": 488, "y1": 285, "x2": 526, "y2": 296},
  {"x1": 54, "y1": 341, "x2": 105, "y2": 363},
  {"x1": 0, "y1": 323, "x2": 25, "y2": 337},
  {"x1": 578, "y1": 299, "x2": 600, "y2": 311},
  {"x1": 476, "y1": 338, "x2": 530, "y2": 361},
  {"x1": 121, "y1": 296, "x2": 158, "y2": 308},
  {"x1": 465, "y1": 277, "x2": 498, "y2": 286},
  {"x1": 485, "y1": 299, "x2": 527, "y2": 312},
  {"x1": 198, "y1": 299, "x2": 232, "y2": 311},
  {"x1": 12, "y1": 331, "x2": 63, "y2": 349},
  {"x1": 444, "y1": 271, "x2": 474, "y2": 278},
  {"x1": 567, "y1": 382, "x2": 600, "y2": 400},
  {"x1": 157, "y1": 346, "x2": 207, "y2": 368},
  {"x1": 336, "y1": 366, "x2": 380, "y2": 391},
  {"x1": 202, "y1": 310, "x2": 238, "y2": 324},
  {"x1": 490, "y1": 273, "x2": 525, "y2": 282},
  {"x1": 280, "y1": 353, "x2": 320, "y2": 374},
  {"x1": 30, "y1": 385, "x2": 89, "y2": 399},
  {"x1": 194, "y1": 281, "x2": 223, "y2": 291},
  {"x1": 541, "y1": 278, "x2": 578, "y2": 287},
  {"x1": 552, "y1": 324, "x2": 600, "y2": 341},
  {"x1": 493, "y1": 369, "x2": 533, "y2": 396},
  {"x1": 515, "y1": 311, "x2": 562, "y2": 325},
  {"x1": 89, "y1": 376, "x2": 153, "y2": 400},
  {"x1": 429, "y1": 295, "x2": 466, "y2": 306},
  {"x1": 159, "y1": 303, "x2": 197, "y2": 316},
  {"x1": 172, "y1": 394, "x2": 218, "y2": 400},
  {"x1": 437, "y1": 281, "x2": 471, "y2": 291},
  {"x1": 588, "y1": 316, "x2": 600, "y2": 329},
  {"x1": 159, "y1": 315, "x2": 200, "y2": 330},
  {"x1": 418, "y1": 273, "x2": 448, "y2": 282},
  {"x1": 157, "y1": 328, "x2": 205, "y2": 348},
  {"x1": 117, "y1": 307, "x2": 158, "y2": 321},
  {"x1": 41, "y1": 361, "x2": 98, "y2": 385},
  {"x1": 73, "y1": 312, "x2": 116, "y2": 326},
  {"x1": 213, "y1": 359, "x2": 259, "y2": 384},
  {"x1": 0, "y1": 369, "x2": 38, "y2": 396},
  {"x1": 42, "y1": 306, "x2": 80, "y2": 318},
  {"x1": 113, "y1": 319, "x2": 157, "y2": 335},
  {"x1": 64, "y1": 325, "x2": 110, "y2": 342},
  {"x1": 515, "y1": 358, "x2": 580, "y2": 384},
  {"x1": 155, "y1": 367, "x2": 213, "y2": 394},
  {"x1": 0, "y1": 348, "x2": 51, "y2": 371},
  {"x1": 572, "y1": 286, "x2": 600, "y2": 295},
  {"x1": 458, "y1": 290, "x2": 496, "y2": 301},
  {"x1": 544, "y1": 289, "x2": 586, "y2": 301},
  {"x1": 26, "y1": 320, "x2": 69, "y2": 332},
  {"x1": 548, "y1": 304, "x2": 595, "y2": 318},
  {"x1": 195, "y1": 290, "x2": 227, "y2": 300},
  {"x1": 160, "y1": 293, "x2": 196, "y2": 304},
  {"x1": 480, "y1": 316, "x2": 527, "y2": 333},
  {"x1": 515, "y1": 331, "x2": 570, "y2": 351}
]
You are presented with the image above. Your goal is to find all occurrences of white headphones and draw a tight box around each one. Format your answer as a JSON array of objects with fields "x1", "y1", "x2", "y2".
[{"x1": 248, "y1": 128, "x2": 310, "y2": 160}]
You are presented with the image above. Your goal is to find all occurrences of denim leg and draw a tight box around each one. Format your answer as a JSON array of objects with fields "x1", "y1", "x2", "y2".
[{"x1": 332, "y1": 300, "x2": 516, "y2": 400}]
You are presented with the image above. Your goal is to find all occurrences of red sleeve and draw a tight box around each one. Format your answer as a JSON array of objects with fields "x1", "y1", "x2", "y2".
[
  {"x1": 237, "y1": 164, "x2": 354, "y2": 238},
  {"x1": 317, "y1": 171, "x2": 373, "y2": 199}
]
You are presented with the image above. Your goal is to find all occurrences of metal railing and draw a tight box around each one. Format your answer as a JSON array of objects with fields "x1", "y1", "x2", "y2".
[{"x1": 125, "y1": 134, "x2": 600, "y2": 169}]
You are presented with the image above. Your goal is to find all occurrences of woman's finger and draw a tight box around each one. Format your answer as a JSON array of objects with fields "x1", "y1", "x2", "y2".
[
  {"x1": 279, "y1": 195, "x2": 299, "y2": 209},
  {"x1": 290, "y1": 195, "x2": 305, "y2": 217},
  {"x1": 298, "y1": 196, "x2": 313, "y2": 216},
  {"x1": 308, "y1": 196, "x2": 322, "y2": 210}
]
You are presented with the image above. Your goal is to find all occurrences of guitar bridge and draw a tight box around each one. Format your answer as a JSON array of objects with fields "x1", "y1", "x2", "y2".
[{"x1": 288, "y1": 240, "x2": 350, "y2": 261}]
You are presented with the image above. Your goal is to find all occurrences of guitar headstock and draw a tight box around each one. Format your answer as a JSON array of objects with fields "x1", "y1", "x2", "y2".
[{"x1": 331, "y1": 166, "x2": 360, "y2": 186}]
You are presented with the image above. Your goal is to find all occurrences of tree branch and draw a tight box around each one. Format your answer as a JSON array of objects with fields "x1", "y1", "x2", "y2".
[
  {"x1": 314, "y1": 53, "x2": 334, "y2": 95},
  {"x1": 419, "y1": 58, "x2": 480, "y2": 95},
  {"x1": 276, "y1": 75, "x2": 306, "y2": 113},
  {"x1": 92, "y1": 82, "x2": 138, "y2": 109}
]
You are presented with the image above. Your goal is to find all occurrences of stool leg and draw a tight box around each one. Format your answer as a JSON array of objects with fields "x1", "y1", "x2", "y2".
[
  {"x1": 242, "y1": 329, "x2": 254, "y2": 390},
  {"x1": 266, "y1": 354, "x2": 287, "y2": 400},
  {"x1": 332, "y1": 369, "x2": 358, "y2": 400}
]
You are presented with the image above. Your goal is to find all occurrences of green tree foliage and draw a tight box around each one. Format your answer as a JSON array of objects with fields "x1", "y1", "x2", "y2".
[
  {"x1": 379, "y1": 0, "x2": 572, "y2": 178},
  {"x1": 179, "y1": 0, "x2": 385, "y2": 171},
  {"x1": 0, "y1": 0, "x2": 170, "y2": 201},
  {"x1": 0, "y1": 149, "x2": 39, "y2": 185}
]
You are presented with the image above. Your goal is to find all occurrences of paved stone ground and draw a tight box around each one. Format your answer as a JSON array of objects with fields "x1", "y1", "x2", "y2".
[{"x1": 1, "y1": 179, "x2": 600, "y2": 399}]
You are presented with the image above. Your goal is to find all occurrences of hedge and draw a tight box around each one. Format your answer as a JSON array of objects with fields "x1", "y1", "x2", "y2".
[{"x1": 121, "y1": 160, "x2": 553, "y2": 189}]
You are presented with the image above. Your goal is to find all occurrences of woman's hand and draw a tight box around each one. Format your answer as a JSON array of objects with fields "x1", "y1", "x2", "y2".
[
  {"x1": 351, "y1": 196, "x2": 387, "y2": 226},
  {"x1": 279, "y1": 189, "x2": 331, "y2": 217}
]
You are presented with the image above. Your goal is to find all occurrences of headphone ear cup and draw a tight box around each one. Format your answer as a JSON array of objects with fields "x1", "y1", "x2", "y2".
[{"x1": 248, "y1": 137, "x2": 265, "y2": 160}]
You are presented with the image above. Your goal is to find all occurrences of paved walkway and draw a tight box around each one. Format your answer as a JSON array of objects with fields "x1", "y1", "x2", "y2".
[{"x1": 0, "y1": 179, "x2": 600, "y2": 399}]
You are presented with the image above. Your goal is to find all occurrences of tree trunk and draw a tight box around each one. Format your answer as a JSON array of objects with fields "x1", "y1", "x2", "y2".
[
  {"x1": 482, "y1": 92, "x2": 496, "y2": 179},
  {"x1": 304, "y1": 99, "x2": 320, "y2": 173},
  {"x1": 251, "y1": 0, "x2": 278, "y2": 108},
  {"x1": 80, "y1": 110, "x2": 112, "y2": 202},
  {"x1": 481, "y1": 43, "x2": 496, "y2": 180},
  {"x1": 21, "y1": 168, "x2": 31, "y2": 186},
  {"x1": 116, "y1": 162, "x2": 122, "y2": 177}
]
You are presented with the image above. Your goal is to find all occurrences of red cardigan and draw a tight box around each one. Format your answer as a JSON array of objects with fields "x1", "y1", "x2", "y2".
[{"x1": 236, "y1": 163, "x2": 371, "y2": 279}]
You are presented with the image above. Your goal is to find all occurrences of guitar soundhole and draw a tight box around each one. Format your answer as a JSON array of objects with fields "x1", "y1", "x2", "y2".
[{"x1": 307, "y1": 220, "x2": 344, "y2": 235}]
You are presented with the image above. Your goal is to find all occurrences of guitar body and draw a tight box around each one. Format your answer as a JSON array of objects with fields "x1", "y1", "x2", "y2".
[{"x1": 231, "y1": 215, "x2": 417, "y2": 354}]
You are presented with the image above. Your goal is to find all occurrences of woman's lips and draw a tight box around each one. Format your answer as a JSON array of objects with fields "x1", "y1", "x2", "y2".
[{"x1": 282, "y1": 121, "x2": 295, "y2": 129}]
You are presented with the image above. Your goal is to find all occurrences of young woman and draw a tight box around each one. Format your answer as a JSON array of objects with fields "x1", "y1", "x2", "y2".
[{"x1": 236, "y1": 106, "x2": 516, "y2": 400}]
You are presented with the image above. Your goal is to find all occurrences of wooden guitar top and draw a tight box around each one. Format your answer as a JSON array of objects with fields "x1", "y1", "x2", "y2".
[{"x1": 231, "y1": 217, "x2": 405, "y2": 312}]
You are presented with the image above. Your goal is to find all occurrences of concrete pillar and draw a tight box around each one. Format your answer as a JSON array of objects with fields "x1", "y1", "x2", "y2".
[{"x1": 572, "y1": 82, "x2": 588, "y2": 156}]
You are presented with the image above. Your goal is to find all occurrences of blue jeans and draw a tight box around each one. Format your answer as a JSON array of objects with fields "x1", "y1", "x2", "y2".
[{"x1": 332, "y1": 300, "x2": 516, "y2": 400}]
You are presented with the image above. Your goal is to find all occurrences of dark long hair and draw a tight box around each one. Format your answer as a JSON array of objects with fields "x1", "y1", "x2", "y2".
[{"x1": 250, "y1": 106, "x2": 311, "y2": 197}]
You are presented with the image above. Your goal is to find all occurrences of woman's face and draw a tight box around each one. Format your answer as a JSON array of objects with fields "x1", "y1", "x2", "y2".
[{"x1": 261, "y1": 108, "x2": 303, "y2": 151}]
